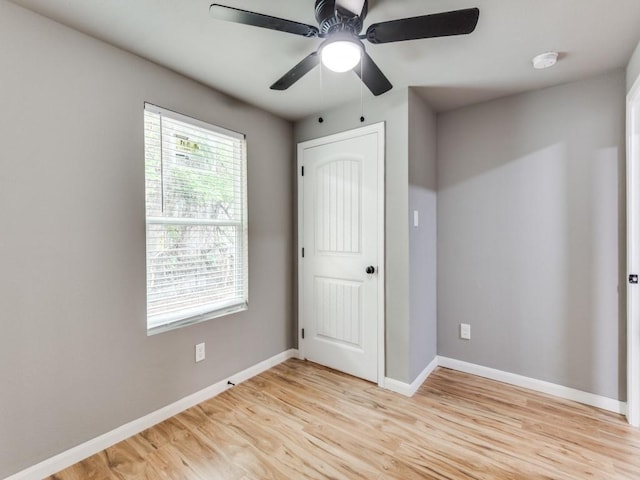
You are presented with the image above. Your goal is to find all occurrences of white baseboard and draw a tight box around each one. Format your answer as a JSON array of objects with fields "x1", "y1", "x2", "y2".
[
  {"x1": 5, "y1": 349, "x2": 299, "y2": 480},
  {"x1": 437, "y1": 356, "x2": 626, "y2": 415},
  {"x1": 384, "y1": 356, "x2": 438, "y2": 397},
  {"x1": 8, "y1": 351, "x2": 624, "y2": 479}
]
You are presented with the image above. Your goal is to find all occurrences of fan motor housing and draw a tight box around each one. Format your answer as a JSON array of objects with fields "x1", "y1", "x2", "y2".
[{"x1": 315, "y1": 0, "x2": 368, "y2": 35}]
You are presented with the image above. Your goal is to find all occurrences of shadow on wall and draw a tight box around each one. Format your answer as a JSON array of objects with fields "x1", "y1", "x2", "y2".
[
  {"x1": 564, "y1": 144, "x2": 625, "y2": 399},
  {"x1": 437, "y1": 95, "x2": 591, "y2": 191},
  {"x1": 436, "y1": 71, "x2": 626, "y2": 399},
  {"x1": 414, "y1": 85, "x2": 524, "y2": 116}
]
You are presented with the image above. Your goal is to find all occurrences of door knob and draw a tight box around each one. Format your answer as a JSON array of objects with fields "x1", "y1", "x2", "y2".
[{"x1": 366, "y1": 265, "x2": 376, "y2": 274}]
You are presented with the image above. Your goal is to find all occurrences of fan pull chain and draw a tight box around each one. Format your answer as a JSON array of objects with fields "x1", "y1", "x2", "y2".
[
  {"x1": 359, "y1": 60, "x2": 365, "y2": 122},
  {"x1": 159, "y1": 114, "x2": 165, "y2": 213}
]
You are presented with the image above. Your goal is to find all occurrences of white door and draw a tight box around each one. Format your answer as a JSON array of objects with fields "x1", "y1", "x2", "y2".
[{"x1": 298, "y1": 123, "x2": 384, "y2": 383}]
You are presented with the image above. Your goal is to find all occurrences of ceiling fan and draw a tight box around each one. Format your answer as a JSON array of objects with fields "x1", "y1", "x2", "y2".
[{"x1": 209, "y1": 0, "x2": 480, "y2": 96}]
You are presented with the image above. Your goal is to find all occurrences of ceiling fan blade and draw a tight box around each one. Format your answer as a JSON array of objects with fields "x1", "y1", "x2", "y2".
[
  {"x1": 270, "y1": 52, "x2": 320, "y2": 91},
  {"x1": 209, "y1": 4, "x2": 319, "y2": 38},
  {"x1": 366, "y1": 7, "x2": 479, "y2": 44},
  {"x1": 354, "y1": 51, "x2": 392, "y2": 96},
  {"x1": 336, "y1": 0, "x2": 366, "y2": 17}
]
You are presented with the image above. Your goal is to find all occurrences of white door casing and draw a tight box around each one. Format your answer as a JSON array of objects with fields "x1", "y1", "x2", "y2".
[
  {"x1": 297, "y1": 123, "x2": 385, "y2": 385},
  {"x1": 627, "y1": 76, "x2": 640, "y2": 426}
]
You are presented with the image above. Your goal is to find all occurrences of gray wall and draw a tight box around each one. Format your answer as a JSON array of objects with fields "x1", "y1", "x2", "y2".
[
  {"x1": 0, "y1": 2, "x2": 293, "y2": 477},
  {"x1": 437, "y1": 69, "x2": 627, "y2": 400},
  {"x1": 627, "y1": 40, "x2": 640, "y2": 92},
  {"x1": 294, "y1": 90, "x2": 412, "y2": 382},
  {"x1": 408, "y1": 89, "x2": 438, "y2": 380}
]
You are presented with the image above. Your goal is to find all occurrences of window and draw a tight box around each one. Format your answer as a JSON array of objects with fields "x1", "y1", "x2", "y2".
[{"x1": 144, "y1": 103, "x2": 248, "y2": 334}]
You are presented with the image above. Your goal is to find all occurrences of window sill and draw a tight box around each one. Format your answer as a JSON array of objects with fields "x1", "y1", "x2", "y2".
[{"x1": 147, "y1": 302, "x2": 248, "y2": 336}]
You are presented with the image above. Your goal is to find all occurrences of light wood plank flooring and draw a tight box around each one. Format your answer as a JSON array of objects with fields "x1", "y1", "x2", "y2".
[{"x1": 47, "y1": 359, "x2": 640, "y2": 479}]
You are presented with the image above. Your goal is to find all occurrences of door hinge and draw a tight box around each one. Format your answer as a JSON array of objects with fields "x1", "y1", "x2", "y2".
[
  {"x1": 301, "y1": 165, "x2": 304, "y2": 176},
  {"x1": 631, "y1": 274, "x2": 639, "y2": 284},
  {"x1": 302, "y1": 247, "x2": 305, "y2": 258},
  {"x1": 301, "y1": 328, "x2": 305, "y2": 339}
]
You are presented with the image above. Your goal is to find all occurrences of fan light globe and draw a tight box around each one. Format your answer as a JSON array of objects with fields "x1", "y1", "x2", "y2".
[{"x1": 321, "y1": 40, "x2": 362, "y2": 73}]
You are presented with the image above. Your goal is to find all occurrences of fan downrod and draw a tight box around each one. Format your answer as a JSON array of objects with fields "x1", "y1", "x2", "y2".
[{"x1": 314, "y1": 0, "x2": 368, "y2": 35}]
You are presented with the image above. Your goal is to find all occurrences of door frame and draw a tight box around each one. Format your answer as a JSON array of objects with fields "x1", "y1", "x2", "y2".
[
  {"x1": 297, "y1": 122, "x2": 386, "y2": 387},
  {"x1": 627, "y1": 76, "x2": 640, "y2": 426}
]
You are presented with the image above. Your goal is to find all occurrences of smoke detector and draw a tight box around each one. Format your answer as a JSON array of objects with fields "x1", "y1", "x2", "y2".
[{"x1": 532, "y1": 51, "x2": 559, "y2": 70}]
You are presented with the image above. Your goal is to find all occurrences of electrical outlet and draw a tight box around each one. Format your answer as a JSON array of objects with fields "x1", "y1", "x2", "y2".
[
  {"x1": 195, "y1": 342, "x2": 205, "y2": 363},
  {"x1": 460, "y1": 323, "x2": 471, "y2": 340}
]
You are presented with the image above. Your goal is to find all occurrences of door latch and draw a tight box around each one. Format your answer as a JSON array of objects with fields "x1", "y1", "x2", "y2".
[{"x1": 630, "y1": 274, "x2": 638, "y2": 284}]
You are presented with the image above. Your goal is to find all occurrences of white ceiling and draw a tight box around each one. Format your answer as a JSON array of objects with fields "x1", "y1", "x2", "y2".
[{"x1": 9, "y1": 0, "x2": 640, "y2": 120}]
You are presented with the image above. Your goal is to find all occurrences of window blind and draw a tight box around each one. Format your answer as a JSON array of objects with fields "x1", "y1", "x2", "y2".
[{"x1": 144, "y1": 103, "x2": 248, "y2": 333}]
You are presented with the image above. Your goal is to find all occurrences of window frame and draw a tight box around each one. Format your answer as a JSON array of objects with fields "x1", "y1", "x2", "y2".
[{"x1": 144, "y1": 102, "x2": 248, "y2": 335}]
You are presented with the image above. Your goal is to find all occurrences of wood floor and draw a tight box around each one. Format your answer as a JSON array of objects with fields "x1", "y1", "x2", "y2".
[{"x1": 47, "y1": 359, "x2": 640, "y2": 479}]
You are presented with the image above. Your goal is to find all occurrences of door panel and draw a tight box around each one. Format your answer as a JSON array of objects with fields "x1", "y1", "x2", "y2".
[
  {"x1": 315, "y1": 159, "x2": 361, "y2": 254},
  {"x1": 315, "y1": 276, "x2": 362, "y2": 347},
  {"x1": 299, "y1": 126, "x2": 383, "y2": 383}
]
